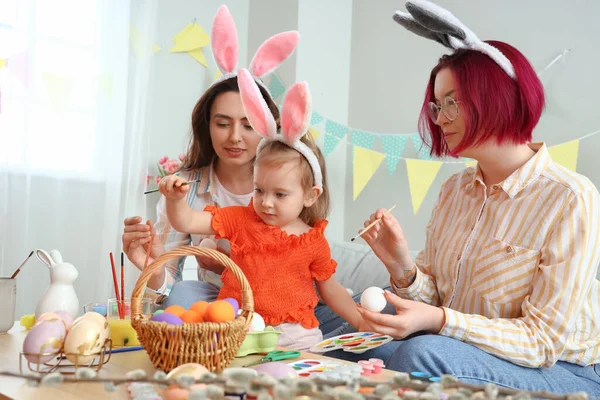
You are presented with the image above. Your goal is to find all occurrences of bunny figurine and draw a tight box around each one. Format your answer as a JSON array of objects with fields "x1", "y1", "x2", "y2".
[{"x1": 34, "y1": 249, "x2": 80, "y2": 319}]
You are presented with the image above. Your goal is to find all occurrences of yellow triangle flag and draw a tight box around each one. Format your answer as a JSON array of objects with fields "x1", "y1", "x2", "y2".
[
  {"x1": 0, "y1": 59, "x2": 6, "y2": 69},
  {"x1": 42, "y1": 72, "x2": 73, "y2": 112},
  {"x1": 169, "y1": 23, "x2": 210, "y2": 53},
  {"x1": 406, "y1": 159, "x2": 443, "y2": 214},
  {"x1": 308, "y1": 126, "x2": 321, "y2": 141},
  {"x1": 353, "y1": 147, "x2": 386, "y2": 200},
  {"x1": 153, "y1": 44, "x2": 161, "y2": 54},
  {"x1": 187, "y1": 47, "x2": 207, "y2": 67},
  {"x1": 465, "y1": 160, "x2": 477, "y2": 168},
  {"x1": 214, "y1": 70, "x2": 223, "y2": 81},
  {"x1": 98, "y1": 74, "x2": 113, "y2": 100},
  {"x1": 548, "y1": 140, "x2": 579, "y2": 172}
]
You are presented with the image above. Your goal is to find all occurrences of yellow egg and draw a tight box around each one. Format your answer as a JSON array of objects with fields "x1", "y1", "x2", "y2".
[
  {"x1": 75, "y1": 311, "x2": 109, "y2": 337},
  {"x1": 166, "y1": 363, "x2": 209, "y2": 380},
  {"x1": 63, "y1": 318, "x2": 106, "y2": 365}
]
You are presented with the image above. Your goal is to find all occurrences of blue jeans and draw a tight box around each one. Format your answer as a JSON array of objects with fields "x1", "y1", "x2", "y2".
[
  {"x1": 160, "y1": 280, "x2": 220, "y2": 309},
  {"x1": 324, "y1": 334, "x2": 600, "y2": 396}
]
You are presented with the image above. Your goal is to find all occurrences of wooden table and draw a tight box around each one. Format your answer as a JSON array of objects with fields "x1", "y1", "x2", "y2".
[{"x1": 0, "y1": 323, "x2": 394, "y2": 399}]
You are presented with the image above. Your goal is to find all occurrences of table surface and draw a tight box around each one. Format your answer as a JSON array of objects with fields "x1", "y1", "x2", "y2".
[{"x1": 0, "y1": 323, "x2": 394, "y2": 399}]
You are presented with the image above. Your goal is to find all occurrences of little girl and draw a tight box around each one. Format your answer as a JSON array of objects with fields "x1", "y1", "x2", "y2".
[{"x1": 159, "y1": 68, "x2": 364, "y2": 350}]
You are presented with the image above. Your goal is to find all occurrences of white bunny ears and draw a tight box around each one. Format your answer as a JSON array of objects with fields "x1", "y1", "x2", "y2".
[
  {"x1": 237, "y1": 68, "x2": 322, "y2": 190},
  {"x1": 210, "y1": 5, "x2": 300, "y2": 94},
  {"x1": 393, "y1": 0, "x2": 516, "y2": 80}
]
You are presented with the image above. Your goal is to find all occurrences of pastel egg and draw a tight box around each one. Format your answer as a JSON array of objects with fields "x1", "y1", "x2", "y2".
[
  {"x1": 223, "y1": 298, "x2": 239, "y2": 316},
  {"x1": 164, "y1": 384, "x2": 190, "y2": 400},
  {"x1": 166, "y1": 363, "x2": 209, "y2": 380},
  {"x1": 73, "y1": 311, "x2": 109, "y2": 337},
  {"x1": 23, "y1": 319, "x2": 66, "y2": 363},
  {"x1": 64, "y1": 318, "x2": 106, "y2": 365},
  {"x1": 54, "y1": 310, "x2": 74, "y2": 330},
  {"x1": 35, "y1": 312, "x2": 67, "y2": 331},
  {"x1": 151, "y1": 312, "x2": 183, "y2": 325},
  {"x1": 254, "y1": 362, "x2": 297, "y2": 378}
]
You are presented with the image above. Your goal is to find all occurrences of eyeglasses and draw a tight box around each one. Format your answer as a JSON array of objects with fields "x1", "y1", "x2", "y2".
[{"x1": 427, "y1": 96, "x2": 461, "y2": 123}]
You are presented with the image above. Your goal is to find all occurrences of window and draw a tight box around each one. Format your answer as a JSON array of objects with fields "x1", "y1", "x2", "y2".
[{"x1": 0, "y1": 0, "x2": 101, "y2": 177}]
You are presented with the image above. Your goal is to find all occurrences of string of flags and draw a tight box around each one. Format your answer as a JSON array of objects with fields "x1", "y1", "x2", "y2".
[{"x1": 2, "y1": 18, "x2": 585, "y2": 215}]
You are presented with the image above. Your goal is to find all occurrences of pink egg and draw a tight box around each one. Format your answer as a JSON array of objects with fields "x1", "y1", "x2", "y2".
[
  {"x1": 23, "y1": 319, "x2": 66, "y2": 363},
  {"x1": 54, "y1": 310, "x2": 74, "y2": 330},
  {"x1": 254, "y1": 362, "x2": 297, "y2": 378},
  {"x1": 164, "y1": 385, "x2": 190, "y2": 400}
]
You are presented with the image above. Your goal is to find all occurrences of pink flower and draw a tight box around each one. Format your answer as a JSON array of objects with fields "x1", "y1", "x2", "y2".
[
  {"x1": 146, "y1": 175, "x2": 153, "y2": 185},
  {"x1": 179, "y1": 153, "x2": 186, "y2": 161},
  {"x1": 158, "y1": 156, "x2": 168, "y2": 165},
  {"x1": 155, "y1": 176, "x2": 162, "y2": 184}
]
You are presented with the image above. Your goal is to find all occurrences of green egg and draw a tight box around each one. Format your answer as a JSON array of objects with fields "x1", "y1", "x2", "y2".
[{"x1": 153, "y1": 310, "x2": 164, "y2": 315}]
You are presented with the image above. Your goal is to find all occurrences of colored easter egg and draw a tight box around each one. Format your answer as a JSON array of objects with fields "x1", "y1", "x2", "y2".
[
  {"x1": 189, "y1": 301, "x2": 209, "y2": 318},
  {"x1": 181, "y1": 310, "x2": 203, "y2": 323},
  {"x1": 151, "y1": 312, "x2": 183, "y2": 325},
  {"x1": 92, "y1": 305, "x2": 107, "y2": 316},
  {"x1": 254, "y1": 362, "x2": 297, "y2": 378},
  {"x1": 54, "y1": 310, "x2": 74, "y2": 330},
  {"x1": 164, "y1": 305, "x2": 186, "y2": 317},
  {"x1": 204, "y1": 300, "x2": 235, "y2": 323},
  {"x1": 75, "y1": 311, "x2": 109, "y2": 337},
  {"x1": 164, "y1": 384, "x2": 190, "y2": 400},
  {"x1": 166, "y1": 363, "x2": 209, "y2": 380},
  {"x1": 249, "y1": 312, "x2": 265, "y2": 332},
  {"x1": 35, "y1": 312, "x2": 67, "y2": 331},
  {"x1": 64, "y1": 318, "x2": 106, "y2": 365},
  {"x1": 223, "y1": 298, "x2": 239, "y2": 316},
  {"x1": 154, "y1": 309, "x2": 164, "y2": 315},
  {"x1": 23, "y1": 319, "x2": 66, "y2": 363}
]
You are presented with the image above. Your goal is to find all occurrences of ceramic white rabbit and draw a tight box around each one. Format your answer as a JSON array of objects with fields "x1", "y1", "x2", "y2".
[{"x1": 34, "y1": 249, "x2": 80, "y2": 319}]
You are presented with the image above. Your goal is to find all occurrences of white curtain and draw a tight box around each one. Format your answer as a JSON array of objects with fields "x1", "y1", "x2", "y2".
[{"x1": 0, "y1": 0, "x2": 158, "y2": 318}]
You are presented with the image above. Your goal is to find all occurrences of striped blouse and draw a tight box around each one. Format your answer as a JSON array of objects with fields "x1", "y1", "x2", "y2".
[{"x1": 393, "y1": 143, "x2": 600, "y2": 368}]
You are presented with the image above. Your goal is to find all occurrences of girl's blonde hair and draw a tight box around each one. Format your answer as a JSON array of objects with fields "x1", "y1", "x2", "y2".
[{"x1": 254, "y1": 132, "x2": 330, "y2": 226}]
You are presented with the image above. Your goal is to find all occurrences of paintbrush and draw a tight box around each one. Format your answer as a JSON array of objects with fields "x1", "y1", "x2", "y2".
[
  {"x1": 143, "y1": 179, "x2": 201, "y2": 194},
  {"x1": 350, "y1": 205, "x2": 397, "y2": 242},
  {"x1": 10, "y1": 251, "x2": 34, "y2": 279}
]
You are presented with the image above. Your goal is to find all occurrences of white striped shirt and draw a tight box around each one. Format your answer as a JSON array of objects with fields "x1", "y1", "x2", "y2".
[{"x1": 394, "y1": 143, "x2": 600, "y2": 368}]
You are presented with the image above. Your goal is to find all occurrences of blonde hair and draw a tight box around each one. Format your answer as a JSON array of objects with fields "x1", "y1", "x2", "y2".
[{"x1": 254, "y1": 133, "x2": 330, "y2": 226}]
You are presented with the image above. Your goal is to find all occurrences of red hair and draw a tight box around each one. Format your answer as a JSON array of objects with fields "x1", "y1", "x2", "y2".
[{"x1": 418, "y1": 40, "x2": 545, "y2": 157}]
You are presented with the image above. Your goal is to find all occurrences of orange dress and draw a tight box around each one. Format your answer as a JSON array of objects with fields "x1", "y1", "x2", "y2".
[{"x1": 205, "y1": 203, "x2": 337, "y2": 328}]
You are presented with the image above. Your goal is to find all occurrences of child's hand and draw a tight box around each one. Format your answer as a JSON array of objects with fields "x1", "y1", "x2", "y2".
[{"x1": 159, "y1": 175, "x2": 189, "y2": 201}]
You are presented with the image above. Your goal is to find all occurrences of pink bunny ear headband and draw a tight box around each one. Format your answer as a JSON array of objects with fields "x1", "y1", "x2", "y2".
[
  {"x1": 393, "y1": 0, "x2": 516, "y2": 80},
  {"x1": 210, "y1": 5, "x2": 299, "y2": 95},
  {"x1": 237, "y1": 68, "x2": 323, "y2": 190}
]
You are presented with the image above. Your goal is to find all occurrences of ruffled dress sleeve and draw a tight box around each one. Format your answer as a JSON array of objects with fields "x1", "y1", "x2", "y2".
[
  {"x1": 203, "y1": 205, "x2": 249, "y2": 240},
  {"x1": 309, "y1": 221, "x2": 338, "y2": 281}
]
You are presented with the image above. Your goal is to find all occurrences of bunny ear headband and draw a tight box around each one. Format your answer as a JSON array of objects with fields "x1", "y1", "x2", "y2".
[
  {"x1": 393, "y1": 0, "x2": 516, "y2": 80},
  {"x1": 237, "y1": 68, "x2": 322, "y2": 190},
  {"x1": 210, "y1": 5, "x2": 299, "y2": 95}
]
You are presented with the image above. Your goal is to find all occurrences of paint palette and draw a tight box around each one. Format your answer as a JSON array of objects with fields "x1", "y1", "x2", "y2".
[
  {"x1": 288, "y1": 359, "x2": 362, "y2": 379},
  {"x1": 309, "y1": 332, "x2": 393, "y2": 354}
]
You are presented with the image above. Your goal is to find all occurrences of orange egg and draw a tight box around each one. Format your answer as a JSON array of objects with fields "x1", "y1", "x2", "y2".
[
  {"x1": 180, "y1": 310, "x2": 203, "y2": 324},
  {"x1": 189, "y1": 301, "x2": 209, "y2": 319},
  {"x1": 164, "y1": 305, "x2": 186, "y2": 317},
  {"x1": 204, "y1": 300, "x2": 235, "y2": 323}
]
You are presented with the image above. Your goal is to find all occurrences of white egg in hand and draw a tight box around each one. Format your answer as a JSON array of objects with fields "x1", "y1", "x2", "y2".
[{"x1": 360, "y1": 287, "x2": 387, "y2": 312}]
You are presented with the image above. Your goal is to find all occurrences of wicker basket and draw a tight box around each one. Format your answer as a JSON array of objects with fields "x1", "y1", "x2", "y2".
[{"x1": 131, "y1": 246, "x2": 254, "y2": 372}]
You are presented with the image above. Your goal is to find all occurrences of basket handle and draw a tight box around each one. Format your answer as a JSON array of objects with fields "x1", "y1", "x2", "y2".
[{"x1": 130, "y1": 246, "x2": 253, "y2": 330}]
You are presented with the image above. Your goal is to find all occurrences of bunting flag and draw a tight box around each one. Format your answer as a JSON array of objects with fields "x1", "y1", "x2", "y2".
[
  {"x1": 169, "y1": 23, "x2": 210, "y2": 67},
  {"x1": 410, "y1": 133, "x2": 431, "y2": 160},
  {"x1": 406, "y1": 159, "x2": 443, "y2": 214},
  {"x1": 548, "y1": 139, "x2": 579, "y2": 172},
  {"x1": 323, "y1": 120, "x2": 348, "y2": 157},
  {"x1": 465, "y1": 160, "x2": 477, "y2": 169},
  {"x1": 380, "y1": 135, "x2": 408, "y2": 175},
  {"x1": 42, "y1": 72, "x2": 73, "y2": 112},
  {"x1": 311, "y1": 112, "x2": 324, "y2": 125},
  {"x1": 0, "y1": 59, "x2": 6, "y2": 69},
  {"x1": 351, "y1": 130, "x2": 376, "y2": 149},
  {"x1": 130, "y1": 24, "x2": 160, "y2": 60},
  {"x1": 353, "y1": 147, "x2": 386, "y2": 200},
  {"x1": 98, "y1": 74, "x2": 113, "y2": 100},
  {"x1": 214, "y1": 70, "x2": 222, "y2": 81},
  {"x1": 323, "y1": 134, "x2": 341, "y2": 157},
  {"x1": 268, "y1": 75, "x2": 286, "y2": 102},
  {"x1": 308, "y1": 126, "x2": 321, "y2": 141}
]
